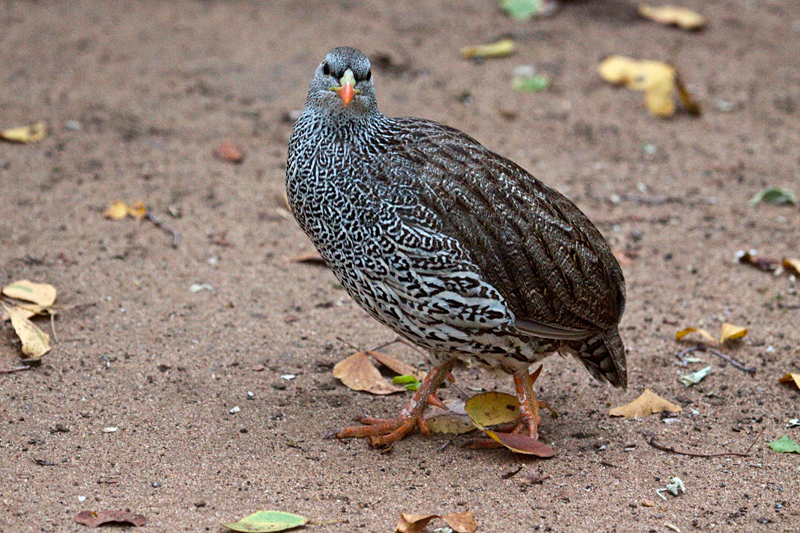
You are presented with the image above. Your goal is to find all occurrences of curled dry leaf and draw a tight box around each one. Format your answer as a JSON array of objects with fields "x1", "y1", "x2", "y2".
[
  {"x1": 368, "y1": 350, "x2": 426, "y2": 381},
  {"x1": 481, "y1": 429, "x2": 556, "y2": 457},
  {"x1": 0, "y1": 122, "x2": 47, "y2": 143},
  {"x1": 395, "y1": 513, "x2": 437, "y2": 533},
  {"x1": 224, "y1": 510, "x2": 307, "y2": 532},
  {"x1": 214, "y1": 140, "x2": 245, "y2": 164},
  {"x1": 74, "y1": 510, "x2": 147, "y2": 527},
  {"x1": 103, "y1": 200, "x2": 129, "y2": 220},
  {"x1": 127, "y1": 201, "x2": 148, "y2": 222},
  {"x1": 2, "y1": 303, "x2": 51, "y2": 361},
  {"x1": 460, "y1": 39, "x2": 516, "y2": 59},
  {"x1": 609, "y1": 389, "x2": 682, "y2": 419},
  {"x1": 598, "y1": 56, "x2": 698, "y2": 118},
  {"x1": 782, "y1": 258, "x2": 800, "y2": 276},
  {"x1": 424, "y1": 399, "x2": 475, "y2": 435},
  {"x1": 779, "y1": 373, "x2": 800, "y2": 390},
  {"x1": 2, "y1": 280, "x2": 57, "y2": 307},
  {"x1": 332, "y1": 351, "x2": 403, "y2": 395},
  {"x1": 638, "y1": 4, "x2": 707, "y2": 30},
  {"x1": 676, "y1": 327, "x2": 716, "y2": 344},
  {"x1": 719, "y1": 323, "x2": 747, "y2": 344},
  {"x1": 443, "y1": 511, "x2": 478, "y2": 533}
]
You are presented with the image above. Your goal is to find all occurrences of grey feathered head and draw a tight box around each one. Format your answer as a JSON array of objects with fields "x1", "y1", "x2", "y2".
[{"x1": 305, "y1": 47, "x2": 378, "y2": 116}]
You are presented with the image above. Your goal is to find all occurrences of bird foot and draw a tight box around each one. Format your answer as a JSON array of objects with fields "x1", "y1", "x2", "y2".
[{"x1": 328, "y1": 359, "x2": 457, "y2": 449}]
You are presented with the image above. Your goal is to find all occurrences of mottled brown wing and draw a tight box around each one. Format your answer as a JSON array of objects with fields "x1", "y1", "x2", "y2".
[{"x1": 388, "y1": 118, "x2": 625, "y2": 335}]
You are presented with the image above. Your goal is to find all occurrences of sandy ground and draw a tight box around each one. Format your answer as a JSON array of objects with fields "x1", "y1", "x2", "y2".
[{"x1": 2, "y1": 1, "x2": 800, "y2": 532}]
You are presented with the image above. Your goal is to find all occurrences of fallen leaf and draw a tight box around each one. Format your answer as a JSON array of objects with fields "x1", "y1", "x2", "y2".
[
  {"x1": 680, "y1": 366, "x2": 712, "y2": 386},
  {"x1": 368, "y1": 350, "x2": 426, "y2": 380},
  {"x1": 482, "y1": 429, "x2": 556, "y2": 457},
  {"x1": 502, "y1": 0, "x2": 553, "y2": 20},
  {"x1": 2, "y1": 303, "x2": 51, "y2": 360},
  {"x1": 443, "y1": 510, "x2": 478, "y2": 533},
  {"x1": 214, "y1": 141, "x2": 245, "y2": 164},
  {"x1": 748, "y1": 186, "x2": 796, "y2": 206},
  {"x1": 332, "y1": 351, "x2": 403, "y2": 395},
  {"x1": 768, "y1": 435, "x2": 800, "y2": 454},
  {"x1": 598, "y1": 56, "x2": 696, "y2": 118},
  {"x1": 460, "y1": 39, "x2": 515, "y2": 59},
  {"x1": 782, "y1": 258, "x2": 800, "y2": 276},
  {"x1": 665, "y1": 476, "x2": 686, "y2": 496},
  {"x1": 395, "y1": 513, "x2": 437, "y2": 533},
  {"x1": 736, "y1": 250, "x2": 780, "y2": 272},
  {"x1": 719, "y1": 323, "x2": 747, "y2": 344},
  {"x1": 424, "y1": 399, "x2": 475, "y2": 435},
  {"x1": 224, "y1": 511, "x2": 307, "y2": 532},
  {"x1": 127, "y1": 201, "x2": 148, "y2": 222},
  {"x1": 676, "y1": 327, "x2": 716, "y2": 344},
  {"x1": 103, "y1": 200, "x2": 129, "y2": 220},
  {"x1": 464, "y1": 391, "x2": 521, "y2": 427},
  {"x1": 2, "y1": 280, "x2": 57, "y2": 307},
  {"x1": 74, "y1": 510, "x2": 147, "y2": 527},
  {"x1": 511, "y1": 66, "x2": 550, "y2": 92},
  {"x1": 609, "y1": 389, "x2": 682, "y2": 419},
  {"x1": 638, "y1": 4, "x2": 707, "y2": 30},
  {"x1": 0, "y1": 122, "x2": 47, "y2": 143},
  {"x1": 392, "y1": 374, "x2": 421, "y2": 390},
  {"x1": 779, "y1": 373, "x2": 800, "y2": 389}
]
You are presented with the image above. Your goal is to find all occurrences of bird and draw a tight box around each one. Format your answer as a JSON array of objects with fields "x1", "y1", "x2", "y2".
[{"x1": 285, "y1": 46, "x2": 626, "y2": 454}]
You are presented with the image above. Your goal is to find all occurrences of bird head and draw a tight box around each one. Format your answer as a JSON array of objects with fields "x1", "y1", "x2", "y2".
[{"x1": 306, "y1": 47, "x2": 377, "y2": 116}]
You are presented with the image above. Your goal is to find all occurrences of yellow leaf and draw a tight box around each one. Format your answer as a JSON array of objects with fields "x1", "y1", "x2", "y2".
[
  {"x1": 676, "y1": 327, "x2": 716, "y2": 344},
  {"x1": 460, "y1": 39, "x2": 516, "y2": 59},
  {"x1": 609, "y1": 389, "x2": 682, "y2": 418},
  {"x1": 464, "y1": 391, "x2": 520, "y2": 427},
  {"x1": 2, "y1": 280, "x2": 57, "y2": 307},
  {"x1": 638, "y1": 4, "x2": 707, "y2": 30},
  {"x1": 395, "y1": 513, "x2": 438, "y2": 533},
  {"x1": 598, "y1": 56, "x2": 692, "y2": 118},
  {"x1": 2, "y1": 303, "x2": 50, "y2": 360},
  {"x1": 597, "y1": 55, "x2": 638, "y2": 85},
  {"x1": 442, "y1": 511, "x2": 478, "y2": 533},
  {"x1": 779, "y1": 373, "x2": 800, "y2": 390},
  {"x1": 719, "y1": 323, "x2": 747, "y2": 344},
  {"x1": 103, "y1": 200, "x2": 129, "y2": 220},
  {"x1": 782, "y1": 258, "x2": 800, "y2": 276},
  {"x1": 424, "y1": 400, "x2": 475, "y2": 435},
  {"x1": 127, "y1": 201, "x2": 148, "y2": 222},
  {"x1": 332, "y1": 351, "x2": 403, "y2": 395},
  {"x1": 0, "y1": 122, "x2": 47, "y2": 143}
]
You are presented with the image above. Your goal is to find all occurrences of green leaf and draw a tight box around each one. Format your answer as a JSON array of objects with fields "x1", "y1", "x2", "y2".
[
  {"x1": 748, "y1": 186, "x2": 796, "y2": 206},
  {"x1": 512, "y1": 73, "x2": 550, "y2": 92},
  {"x1": 768, "y1": 435, "x2": 800, "y2": 454},
  {"x1": 225, "y1": 511, "x2": 308, "y2": 532},
  {"x1": 502, "y1": 0, "x2": 544, "y2": 21},
  {"x1": 392, "y1": 374, "x2": 420, "y2": 390}
]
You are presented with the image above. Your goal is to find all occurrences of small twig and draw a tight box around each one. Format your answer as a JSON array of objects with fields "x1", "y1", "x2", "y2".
[
  {"x1": 676, "y1": 344, "x2": 755, "y2": 374},
  {"x1": 676, "y1": 345, "x2": 702, "y2": 366},
  {"x1": 1, "y1": 365, "x2": 30, "y2": 374},
  {"x1": 647, "y1": 427, "x2": 766, "y2": 458},
  {"x1": 146, "y1": 212, "x2": 179, "y2": 248},
  {"x1": 50, "y1": 313, "x2": 59, "y2": 344}
]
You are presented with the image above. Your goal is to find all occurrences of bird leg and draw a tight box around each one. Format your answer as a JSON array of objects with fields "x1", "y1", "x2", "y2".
[
  {"x1": 512, "y1": 365, "x2": 543, "y2": 440},
  {"x1": 331, "y1": 358, "x2": 458, "y2": 448}
]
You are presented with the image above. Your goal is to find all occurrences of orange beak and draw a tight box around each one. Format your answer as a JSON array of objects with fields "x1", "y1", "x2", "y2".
[{"x1": 336, "y1": 82, "x2": 355, "y2": 107}]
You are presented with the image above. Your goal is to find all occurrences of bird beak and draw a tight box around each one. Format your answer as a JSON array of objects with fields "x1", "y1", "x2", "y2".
[{"x1": 331, "y1": 68, "x2": 360, "y2": 107}]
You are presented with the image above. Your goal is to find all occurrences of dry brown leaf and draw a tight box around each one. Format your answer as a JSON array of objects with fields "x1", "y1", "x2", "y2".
[
  {"x1": 127, "y1": 201, "x2": 148, "y2": 222},
  {"x1": 782, "y1": 258, "x2": 800, "y2": 276},
  {"x1": 609, "y1": 389, "x2": 682, "y2": 419},
  {"x1": 332, "y1": 351, "x2": 403, "y2": 395},
  {"x1": 676, "y1": 327, "x2": 716, "y2": 344},
  {"x1": 460, "y1": 39, "x2": 516, "y2": 59},
  {"x1": 481, "y1": 429, "x2": 556, "y2": 457},
  {"x1": 443, "y1": 511, "x2": 478, "y2": 533},
  {"x1": 213, "y1": 140, "x2": 245, "y2": 163},
  {"x1": 464, "y1": 391, "x2": 520, "y2": 427},
  {"x1": 368, "y1": 350, "x2": 425, "y2": 380},
  {"x1": 424, "y1": 400, "x2": 475, "y2": 435},
  {"x1": 779, "y1": 373, "x2": 800, "y2": 390},
  {"x1": 719, "y1": 322, "x2": 747, "y2": 344},
  {"x1": 0, "y1": 122, "x2": 47, "y2": 143},
  {"x1": 638, "y1": 4, "x2": 707, "y2": 30},
  {"x1": 395, "y1": 513, "x2": 438, "y2": 533},
  {"x1": 74, "y1": 509, "x2": 147, "y2": 527},
  {"x1": 2, "y1": 303, "x2": 51, "y2": 360},
  {"x1": 2, "y1": 280, "x2": 57, "y2": 307},
  {"x1": 103, "y1": 200, "x2": 129, "y2": 220}
]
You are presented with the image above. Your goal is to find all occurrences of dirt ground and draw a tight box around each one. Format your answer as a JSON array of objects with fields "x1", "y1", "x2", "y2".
[{"x1": 2, "y1": 1, "x2": 800, "y2": 532}]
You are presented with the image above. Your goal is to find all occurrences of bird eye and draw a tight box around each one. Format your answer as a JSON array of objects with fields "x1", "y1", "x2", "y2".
[
  {"x1": 365, "y1": 69, "x2": 372, "y2": 81},
  {"x1": 322, "y1": 62, "x2": 331, "y2": 76}
]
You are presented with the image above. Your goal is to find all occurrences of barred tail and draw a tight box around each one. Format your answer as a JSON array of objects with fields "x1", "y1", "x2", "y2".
[{"x1": 567, "y1": 328, "x2": 627, "y2": 388}]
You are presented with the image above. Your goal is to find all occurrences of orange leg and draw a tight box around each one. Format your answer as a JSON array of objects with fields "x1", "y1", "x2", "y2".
[{"x1": 331, "y1": 358, "x2": 457, "y2": 448}]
